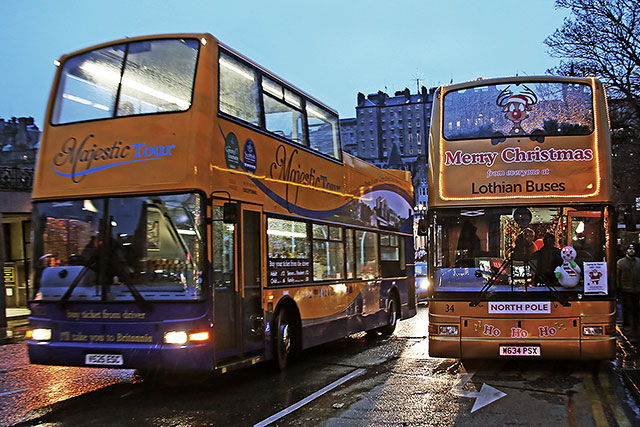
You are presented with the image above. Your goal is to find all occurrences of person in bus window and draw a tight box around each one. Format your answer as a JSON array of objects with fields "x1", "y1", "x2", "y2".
[
  {"x1": 512, "y1": 228, "x2": 535, "y2": 261},
  {"x1": 616, "y1": 245, "x2": 640, "y2": 335},
  {"x1": 534, "y1": 233, "x2": 563, "y2": 285},
  {"x1": 456, "y1": 220, "x2": 480, "y2": 267}
]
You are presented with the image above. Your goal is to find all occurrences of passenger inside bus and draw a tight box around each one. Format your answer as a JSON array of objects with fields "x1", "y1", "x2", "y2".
[
  {"x1": 512, "y1": 228, "x2": 535, "y2": 261},
  {"x1": 534, "y1": 233, "x2": 563, "y2": 285},
  {"x1": 455, "y1": 220, "x2": 481, "y2": 267}
]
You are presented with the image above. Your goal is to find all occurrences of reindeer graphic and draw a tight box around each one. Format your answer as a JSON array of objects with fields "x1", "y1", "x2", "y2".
[{"x1": 496, "y1": 85, "x2": 538, "y2": 136}]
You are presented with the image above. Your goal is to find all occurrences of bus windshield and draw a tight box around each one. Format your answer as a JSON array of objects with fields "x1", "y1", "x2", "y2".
[
  {"x1": 32, "y1": 193, "x2": 205, "y2": 302},
  {"x1": 443, "y1": 81, "x2": 594, "y2": 141},
  {"x1": 431, "y1": 205, "x2": 609, "y2": 294},
  {"x1": 52, "y1": 38, "x2": 200, "y2": 124}
]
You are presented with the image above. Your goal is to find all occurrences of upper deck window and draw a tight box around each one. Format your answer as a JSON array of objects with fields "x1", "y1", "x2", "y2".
[
  {"x1": 307, "y1": 103, "x2": 341, "y2": 160},
  {"x1": 442, "y1": 82, "x2": 594, "y2": 141},
  {"x1": 262, "y1": 76, "x2": 306, "y2": 144},
  {"x1": 219, "y1": 52, "x2": 261, "y2": 126},
  {"x1": 52, "y1": 38, "x2": 199, "y2": 125},
  {"x1": 218, "y1": 49, "x2": 342, "y2": 162}
]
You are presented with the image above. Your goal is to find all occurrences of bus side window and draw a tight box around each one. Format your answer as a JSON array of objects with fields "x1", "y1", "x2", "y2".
[
  {"x1": 307, "y1": 103, "x2": 341, "y2": 161},
  {"x1": 356, "y1": 230, "x2": 379, "y2": 280},
  {"x1": 380, "y1": 234, "x2": 402, "y2": 277},
  {"x1": 262, "y1": 77, "x2": 306, "y2": 145},
  {"x1": 219, "y1": 51, "x2": 261, "y2": 126}
]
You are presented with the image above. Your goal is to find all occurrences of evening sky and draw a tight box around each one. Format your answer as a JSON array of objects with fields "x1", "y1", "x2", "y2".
[{"x1": 1, "y1": 0, "x2": 568, "y2": 127}]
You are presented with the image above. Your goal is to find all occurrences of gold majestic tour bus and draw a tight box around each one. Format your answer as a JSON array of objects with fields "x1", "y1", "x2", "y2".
[
  {"x1": 425, "y1": 76, "x2": 616, "y2": 359},
  {"x1": 27, "y1": 33, "x2": 416, "y2": 374}
]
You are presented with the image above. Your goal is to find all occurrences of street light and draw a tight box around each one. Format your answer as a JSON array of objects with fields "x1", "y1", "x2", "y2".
[
  {"x1": 414, "y1": 204, "x2": 428, "y2": 235},
  {"x1": 413, "y1": 204, "x2": 428, "y2": 261}
]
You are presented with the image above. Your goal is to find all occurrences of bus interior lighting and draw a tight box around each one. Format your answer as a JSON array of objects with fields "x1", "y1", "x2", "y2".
[
  {"x1": 219, "y1": 57, "x2": 254, "y2": 81},
  {"x1": 79, "y1": 62, "x2": 190, "y2": 109},
  {"x1": 266, "y1": 229, "x2": 307, "y2": 238}
]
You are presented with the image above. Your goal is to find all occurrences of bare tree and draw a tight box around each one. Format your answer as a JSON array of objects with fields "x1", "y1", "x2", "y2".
[{"x1": 545, "y1": 0, "x2": 640, "y2": 206}]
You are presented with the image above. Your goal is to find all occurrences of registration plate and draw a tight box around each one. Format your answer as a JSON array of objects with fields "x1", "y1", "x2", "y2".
[
  {"x1": 85, "y1": 353, "x2": 124, "y2": 366},
  {"x1": 499, "y1": 345, "x2": 540, "y2": 356}
]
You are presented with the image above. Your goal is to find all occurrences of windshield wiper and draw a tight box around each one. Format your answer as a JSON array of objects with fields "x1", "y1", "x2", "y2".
[
  {"x1": 470, "y1": 257, "x2": 511, "y2": 307},
  {"x1": 111, "y1": 259, "x2": 150, "y2": 310},
  {"x1": 533, "y1": 271, "x2": 570, "y2": 307},
  {"x1": 470, "y1": 256, "x2": 571, "y2": 307},
  {"x1": 57, "y1": 263, "x2": 94, "y2": 310}
]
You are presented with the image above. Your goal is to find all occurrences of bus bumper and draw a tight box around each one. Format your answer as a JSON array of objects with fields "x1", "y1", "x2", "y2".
[
  {"x1": 27, "y1": 341, "x2": 214, "y2": 371},
  {"x1": 429, "y1": 336, "x2": 616, "y2": 360}
]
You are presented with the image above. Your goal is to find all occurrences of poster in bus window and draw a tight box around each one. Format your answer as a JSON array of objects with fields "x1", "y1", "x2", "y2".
[
  {"x1": 584, "y1": 262, "x2": 607, "y2": 295},
  {"x1": 268, "y1": 258, "x2": 311, "y2": 285}
]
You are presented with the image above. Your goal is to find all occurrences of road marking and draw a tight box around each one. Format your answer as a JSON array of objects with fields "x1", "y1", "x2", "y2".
[
  {"x1": 451, "y1": 372, "x2": 507, "y2": 413},
  {"x1": 583, "y1": 372, "x2": 609, "y2": 427},
  {"x1": 254, "y1": 368, "x2": 365, "y2": 427},
  {"x1": 597, "y1": 365, "x2": 631, "y2": 427},
  {"x1": 0, "y1": 389, "x2": 26, "y2": 398}
]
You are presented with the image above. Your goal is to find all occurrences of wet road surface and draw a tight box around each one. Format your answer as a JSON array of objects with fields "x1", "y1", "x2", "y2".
[{"x1": 1, "y1": 306, "x2": 639, "y2": 426}]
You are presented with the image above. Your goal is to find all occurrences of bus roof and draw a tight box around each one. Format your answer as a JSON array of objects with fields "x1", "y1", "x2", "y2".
[{"x1": 54, "y1": 33, "x2": 338, "y2": 117}]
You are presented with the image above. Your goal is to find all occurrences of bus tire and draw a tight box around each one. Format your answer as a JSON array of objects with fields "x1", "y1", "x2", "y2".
[
  {"x1": 378, "y1": 294, "x2": 399, "y2": 336},
  {"x1": 272, "y1": 309, "x2": 292, "y2": 371}
]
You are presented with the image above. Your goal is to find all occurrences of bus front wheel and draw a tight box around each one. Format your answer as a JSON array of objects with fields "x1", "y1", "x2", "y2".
[
  {"x1": 273, "y1": 309, "x2": 292, "y2": 371},
  {"x1": 378, "y1": 295, "x2": 398, "y2": 336}
]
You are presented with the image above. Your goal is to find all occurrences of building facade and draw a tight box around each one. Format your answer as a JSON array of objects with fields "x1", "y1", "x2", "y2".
[
  {"x1": 340, "y1": 86, "x2": 434, "y2": 198},
  {"x1": 339, "y1": 87, "x2": 435, "y2": 254},
  {"x1": 0, "y1": 117, "x2": 39, "y2": 311}
]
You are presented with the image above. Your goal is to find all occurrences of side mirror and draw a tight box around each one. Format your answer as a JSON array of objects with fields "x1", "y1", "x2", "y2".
[
  {"x1": 417, "y1": 218, "x2": 428, "y2": 236},
  {"x1": 223, "y1": 202, "x2": 238, "y2": 224}
]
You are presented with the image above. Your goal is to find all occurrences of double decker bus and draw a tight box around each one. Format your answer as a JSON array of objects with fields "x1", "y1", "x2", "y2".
[
  {"x1": 425, "y1": 76, "x2": 616, "y2": 359},
  {"x1": 27, "y1": 33, "x2": 416, "y2": 373}
]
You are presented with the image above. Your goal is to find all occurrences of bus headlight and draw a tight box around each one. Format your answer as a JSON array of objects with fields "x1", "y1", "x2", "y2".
[
  {"x1": 26, "y1": 328, "x2": 52, "y2": 341},
  {"x1": 164, "y1": 331, "x2": 188, "y2": 345},
  {"x1": 418, "y1": 278, "x2": 430, "y2": 289},
  {"x1": 439, "y1": 325, "x2": 459, "y2": 336},
  {"x1": 583, "y1": 326, "x2": 604, "y2": 336},
  {"x1": 164, "y1": 330, "x2": 211, "y2": 344}
]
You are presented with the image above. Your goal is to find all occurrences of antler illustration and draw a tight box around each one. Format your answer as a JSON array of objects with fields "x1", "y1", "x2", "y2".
[
  {"x1": 520, "y1": 85, "x2": 538, "y2": 106},
  {"x1": 496, "y1": 85, "x2": 513, "y2": 107}
]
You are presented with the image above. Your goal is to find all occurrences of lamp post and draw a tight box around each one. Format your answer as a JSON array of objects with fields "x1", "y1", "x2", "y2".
[{"x1": 413, "y1": 204, "x2": 427, "y2": 260}]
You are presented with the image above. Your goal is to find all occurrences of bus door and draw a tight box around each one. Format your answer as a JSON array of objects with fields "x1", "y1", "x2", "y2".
[{"x1": 212, "y1": 201, "x2": 264, "y2": 362}]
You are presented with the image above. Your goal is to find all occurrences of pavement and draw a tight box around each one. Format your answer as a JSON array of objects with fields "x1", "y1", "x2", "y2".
[{"x1": 616, "y1": 325, "x2": 640, "y2": 404}]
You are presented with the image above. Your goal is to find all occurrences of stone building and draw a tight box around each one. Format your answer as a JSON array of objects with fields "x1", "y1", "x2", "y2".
[
  {"x1": 339, "y1": 87, "x2": 435, "y2": 254},
  {"x1": 0, "y1": 117, "x2": 39, "y2": 311}
]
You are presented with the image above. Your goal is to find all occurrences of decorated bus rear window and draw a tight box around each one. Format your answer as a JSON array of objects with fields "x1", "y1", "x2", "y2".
[
  {"x1": 52, "y1": 39, "x2": 199, "y2": 124},
  {"x1": 443, "y1": 82, "x2": 594, "y2": 141}
]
